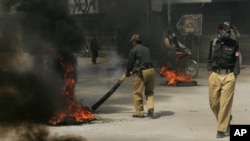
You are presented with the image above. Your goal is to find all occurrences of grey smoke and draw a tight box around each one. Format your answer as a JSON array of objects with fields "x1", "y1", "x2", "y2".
[{"x1": 0, "y1": 0, "x2": 86, "y2": 141}]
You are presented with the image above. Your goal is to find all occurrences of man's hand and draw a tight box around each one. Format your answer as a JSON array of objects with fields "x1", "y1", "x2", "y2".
[{"x1": 126, "y1": 71, "x2": 131, "y2": 77}]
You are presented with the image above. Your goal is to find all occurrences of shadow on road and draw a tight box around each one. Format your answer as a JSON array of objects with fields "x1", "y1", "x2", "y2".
[{"x1": 153, "y1": 111, "x2": 175, "y2": 119}]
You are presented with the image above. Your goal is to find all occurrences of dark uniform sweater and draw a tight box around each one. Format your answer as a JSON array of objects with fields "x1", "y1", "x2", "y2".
[
  {"x1": 207, "y1": 37, "x2": 240, "y2": 75},
  {"x1": 127, "y1": 44, "x2": 152, "y2": 73}
]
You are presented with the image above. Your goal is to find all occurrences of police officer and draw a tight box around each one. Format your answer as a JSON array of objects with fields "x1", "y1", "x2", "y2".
[
  {"x1": 207, "y1": 23, "x2": 240, "y2": 138},
  {"x1": 126, "y1": 34, "x2": 156, "y2": 118}
]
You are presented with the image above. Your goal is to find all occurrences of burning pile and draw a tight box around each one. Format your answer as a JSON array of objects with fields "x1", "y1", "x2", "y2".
[
  {"x1": 0, "y1": 0, "x2": 97, "y2": 140},
  {"x1": 49, "y1": 56, "x2": 96, "y2": 126},
  {"x1": 160, "y1": 65, "x2": 193, "y2": 86}
]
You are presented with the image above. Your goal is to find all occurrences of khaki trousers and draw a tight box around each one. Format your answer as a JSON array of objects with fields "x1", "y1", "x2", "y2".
[
  {"x1": 133, "y1": 68, "x2": 155, "y2": 115},
  {"x1": 208, "y1": 72, "x2": 236, "y2": 132}
]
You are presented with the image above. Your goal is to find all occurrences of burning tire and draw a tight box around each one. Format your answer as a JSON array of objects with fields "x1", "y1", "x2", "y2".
[{"x1": 166, "y1": 80, "x2": 198, "y2": 86}]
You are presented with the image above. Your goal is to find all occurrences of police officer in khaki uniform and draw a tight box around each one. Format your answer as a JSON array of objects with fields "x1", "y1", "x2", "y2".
[
  {"x1": 126, "y1": 34, "x2": 156, "y2": 118},
  {"x1": 207, "y1": 23, "x2": 240, "y2": 138}
]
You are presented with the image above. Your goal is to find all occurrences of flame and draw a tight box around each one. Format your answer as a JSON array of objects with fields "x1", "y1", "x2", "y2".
[
  {"x1": 160, "y1": 65, "x2": 193, "y2": 86},
  {"x1": 49, "y1": 57, "x2": 95, "y2": 125}
]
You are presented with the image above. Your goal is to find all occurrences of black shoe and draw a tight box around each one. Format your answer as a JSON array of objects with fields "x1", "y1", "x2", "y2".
[
  {"x1": 132, "y1": 114, "x2": 145, "y2": 118},
  {"x1": 216, "y1": 131, "x2": 225, "y2": 138},
  {"x1": 147, "y1": 108, "x2": 154, "y2": 117}
]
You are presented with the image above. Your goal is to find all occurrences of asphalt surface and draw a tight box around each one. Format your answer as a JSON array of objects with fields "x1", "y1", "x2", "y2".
[{"x1": 49, "y1": 56, "x2": 250, "y2": 141}]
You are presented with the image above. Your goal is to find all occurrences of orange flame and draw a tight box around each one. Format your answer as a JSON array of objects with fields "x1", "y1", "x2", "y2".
[
  {"x1": 49, "y1": 57, "x2": 95, "y2": 125},
  {"x1": 160, "y1": 65, "x2": 193, "y2": 86}
]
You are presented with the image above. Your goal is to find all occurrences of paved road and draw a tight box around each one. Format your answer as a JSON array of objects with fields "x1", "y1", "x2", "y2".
[{"x1": 49, "y1": 56, "x2": 250, "y2": 141}]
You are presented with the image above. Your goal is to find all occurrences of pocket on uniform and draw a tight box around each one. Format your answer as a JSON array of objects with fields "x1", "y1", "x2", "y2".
[{"x1": 223, "y1": 47, "x2": 234, "y2": 59}]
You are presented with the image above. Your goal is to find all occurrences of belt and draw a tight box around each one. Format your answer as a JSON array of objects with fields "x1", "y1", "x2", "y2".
[
  {"x1": 213, "y1": 69, "x2": 232, "y2": 74},
  {"x1": 139, "y1": 63, "x2": 154, "y2": 70},
  {"x1": 143, "y1": 66, "x2": 153, "y2": 70}
]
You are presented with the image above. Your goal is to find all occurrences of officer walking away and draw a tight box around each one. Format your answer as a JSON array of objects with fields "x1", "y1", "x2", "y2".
[
  {"x1": 126, "y1": 34, "x2": 156, "y2": 118},
  {"x1": 207, "y1": 22, "x2": 240, "y2": 138},
  {"x1": 90, "y1": 36, "x2": 100, "y2": 64}
]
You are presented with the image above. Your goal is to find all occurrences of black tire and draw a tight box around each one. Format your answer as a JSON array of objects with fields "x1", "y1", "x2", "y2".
[
  {"x1": 185, "y1": 59, "x2": 199, "y2": 78},
  {"x1": 165, "y1": 80, "x2": 198, "y2": 86},
  {"x1": 176, "y1": 81, "x2": 198, "y2": 86}
]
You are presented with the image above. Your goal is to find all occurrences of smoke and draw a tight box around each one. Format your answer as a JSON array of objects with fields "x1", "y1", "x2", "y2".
[
  {"x1": 102, "y1": 0, "x2": 171, "y2": 65},
  {"x1": 0, "y1": 0, "x2": 87, "y2": 141},
  {"x1": 0, "y1": 0, "x2": 175, "y2": 140},
  {"x1": 0, "y1": 123, "x2": 87, "y2": 141}
]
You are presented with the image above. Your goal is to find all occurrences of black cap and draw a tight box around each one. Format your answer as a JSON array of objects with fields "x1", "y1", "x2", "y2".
[{"x1": 218, "y1": 23, "x2": 230, "y2": 31}]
